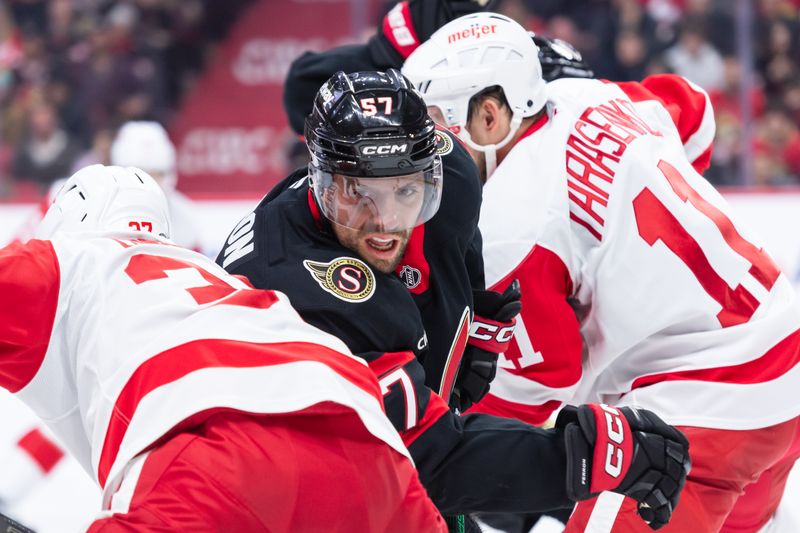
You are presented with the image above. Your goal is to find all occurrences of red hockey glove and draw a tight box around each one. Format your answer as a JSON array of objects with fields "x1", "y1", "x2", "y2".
[
  {"x1": 557, "y1": 404, "x2": 691, "y2": 530},
  {"x1": 451, "y1": 280, "x2": 521, "y2": 412},
  {"x1": 367, "y1": 0, "x2": 497, "y2": 66}
]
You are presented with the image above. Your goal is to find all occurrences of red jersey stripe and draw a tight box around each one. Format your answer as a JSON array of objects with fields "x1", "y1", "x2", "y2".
[
  {"x1": 632, "y1": 327, "x2": 800, "y2": 390},
  {"x1": 0, "y1": 240, "x2": 60, "y2": 393},
  {"x1": 97, "y1": 340, "x2": 380, "y2": 486}
]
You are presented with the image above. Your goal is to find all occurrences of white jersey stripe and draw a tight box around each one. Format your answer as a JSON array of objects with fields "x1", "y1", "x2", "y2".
[
  {"x1": 102, "y1": 360, "x2": 410, "y2": 497},
  {"x1": 584, "y1": 492, "x2": 625, "y2": 533}
]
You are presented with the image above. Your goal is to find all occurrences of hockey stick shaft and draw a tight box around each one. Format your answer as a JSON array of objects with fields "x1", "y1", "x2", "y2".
[{"x1": 0, "y1": 511, "x2": 35, "y2": 533}]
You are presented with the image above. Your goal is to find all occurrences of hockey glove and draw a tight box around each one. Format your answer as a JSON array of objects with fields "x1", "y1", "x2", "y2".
[
  {"x1": 367, "y1": 0, "x2": 497, "y2": 66},
  {"x1": 557, "y1": 404, "x2": 691, "y2": 530},
  {"x1": 451, "y1": 280, "x2": 521, "y2": 412}
]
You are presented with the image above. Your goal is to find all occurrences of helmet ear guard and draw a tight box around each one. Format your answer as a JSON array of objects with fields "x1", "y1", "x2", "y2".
[{"x1": 36, "y1": 164, "x2": 172, "y2": 240}]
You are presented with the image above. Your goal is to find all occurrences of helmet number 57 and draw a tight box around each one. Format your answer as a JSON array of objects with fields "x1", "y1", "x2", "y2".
[{"x1": 360, "y1": 97, "x2": 394, "y2": 116}]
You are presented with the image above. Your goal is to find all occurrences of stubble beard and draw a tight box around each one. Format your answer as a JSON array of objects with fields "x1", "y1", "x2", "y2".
[{"x1": 334, "y1": 224, "x2": 412, "y2": 274}]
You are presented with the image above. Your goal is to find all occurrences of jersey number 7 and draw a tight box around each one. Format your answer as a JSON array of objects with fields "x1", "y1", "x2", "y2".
[{"x1": 633, "y1": 160, "x2": 780, "y2": 327}]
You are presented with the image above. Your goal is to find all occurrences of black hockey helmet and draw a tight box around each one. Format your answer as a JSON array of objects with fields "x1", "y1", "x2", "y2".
[
  {"x1": 305, "y1": 69, "x2": 438, "y2": 177},
  {"x1": 532, "y1": 34, "x2": 594, "y2": 81},
  {"x1": 305, "y1": 69, "x2": 443, "y2": 232}
]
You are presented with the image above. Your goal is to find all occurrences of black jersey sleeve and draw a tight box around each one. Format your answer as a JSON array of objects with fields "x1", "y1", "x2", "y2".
[{"x1": 359, "y1": 347, "x2": 573, "y2": 514}]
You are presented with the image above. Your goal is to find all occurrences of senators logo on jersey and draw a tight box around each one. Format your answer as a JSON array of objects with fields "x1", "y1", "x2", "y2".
[
  {"x1": 303, "y1": 257, "x2": 376, "y2": 302},
  {"x1": 434, "y1": 130, "x2": 453, "y2": 156}
]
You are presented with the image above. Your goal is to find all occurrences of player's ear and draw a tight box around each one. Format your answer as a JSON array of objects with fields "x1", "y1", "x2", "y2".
[{"x1": 478, "y1": 98, "x2": 507, "y2": 136}]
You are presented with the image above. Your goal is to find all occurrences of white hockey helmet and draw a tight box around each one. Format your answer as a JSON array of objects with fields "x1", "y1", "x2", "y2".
[
  {"x1": 35, "y1": 164, "x2": 172, "y2": 240},
  {"x1": 402, "y1": 13, "x2": 546, "y2": 173},
  {"x1": 110, "y1": 121, "x2": 177, "y2": 190}
]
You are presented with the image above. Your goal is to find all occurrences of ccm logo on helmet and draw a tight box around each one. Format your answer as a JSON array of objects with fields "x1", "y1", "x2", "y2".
[
  {"x1": 447, "y1": 23, "x2": 497, "y2": 44},
  {"x1": 600, "y1": 403, "x2": 625, "y2": 477},
  {"x1": 360, "y1": 144, "x2": 408, "y2": 156}
]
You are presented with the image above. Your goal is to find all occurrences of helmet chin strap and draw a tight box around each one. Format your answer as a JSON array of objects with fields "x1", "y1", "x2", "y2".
[{"x1": 457, "y1": 111, "x2": 524, "y2": 179}]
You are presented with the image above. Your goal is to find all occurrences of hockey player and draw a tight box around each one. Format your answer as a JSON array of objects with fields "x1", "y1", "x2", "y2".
[
  {"x1": 403, "y1": 13, "x2": 800, "y2": 532},
  {"x1": 283, "y1": 0, "x2": 513, "y2": 418},
  {"x1": 110, "y1": 121, "x2": 202, "y2": 252},
  {"x1": 218, "y1": 69, "x2": 691, "y2": 525},
  {"x1": 0, "y1": 164, "x2": 448, "y2": 532}
]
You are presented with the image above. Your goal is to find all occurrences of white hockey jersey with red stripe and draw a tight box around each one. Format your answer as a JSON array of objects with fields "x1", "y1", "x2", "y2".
[
  {"x1": 472, "y1": 75, "x2": 800, "y2": 430},
  {"x1": 0, "y1": 234, "x2": 409, "y2": 499}
]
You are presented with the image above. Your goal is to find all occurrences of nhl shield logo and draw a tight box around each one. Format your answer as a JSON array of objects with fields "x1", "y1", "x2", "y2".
[
  {"x1": 303, "y1": 257, "x2": 376, "y2": 302},
  {"x1": 399, "y1": 265, "x2": 422, "y2": 289}
]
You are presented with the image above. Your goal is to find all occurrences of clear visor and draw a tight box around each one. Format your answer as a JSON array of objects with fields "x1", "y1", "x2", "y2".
[{"x1": 310, "y1": 157, "x2": 443, "y2": 233}]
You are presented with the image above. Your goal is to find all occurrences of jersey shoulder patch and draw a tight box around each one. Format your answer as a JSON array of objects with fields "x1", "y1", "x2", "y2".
[
  {"x1": 303, "y1": 256, "x2": 376, "y2": 302},
  {"x1": 434, "y1": 130, "x2": 454, "y2": 156}
]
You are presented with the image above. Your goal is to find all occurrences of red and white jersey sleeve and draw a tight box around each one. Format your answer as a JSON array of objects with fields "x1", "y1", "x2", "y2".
[
  {"x1": 0, "y1": 235, "x2": 408, "y2": 500},
  {"x1": 475, "y1": 77, "x2": 800, "y2": 431},
  {"x1": 611, "y1": 74, "x2": 715, "y2": 174}
]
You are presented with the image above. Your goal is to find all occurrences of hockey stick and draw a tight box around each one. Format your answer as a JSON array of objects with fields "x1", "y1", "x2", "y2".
[{"x1": 0, "y1": 512, "x2": 35, "y2": 533}]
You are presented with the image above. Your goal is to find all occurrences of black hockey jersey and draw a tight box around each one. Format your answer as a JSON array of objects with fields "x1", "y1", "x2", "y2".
[{"x1": 217, "y1": 165, "x2": 572, "y2": 514}]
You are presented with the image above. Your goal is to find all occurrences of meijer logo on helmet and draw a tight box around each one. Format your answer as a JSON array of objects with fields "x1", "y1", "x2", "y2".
[
  {"x1": 447, "y1": 23, "x2": 497, "y2": 44},
  {"x1": 361, "y1": 144, "x2": 408, "y2": 156}
]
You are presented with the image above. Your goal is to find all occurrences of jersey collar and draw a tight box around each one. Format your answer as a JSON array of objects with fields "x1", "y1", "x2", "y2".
[{"x1": 512, "y1": 109, "x2": 552, "y2": 148}]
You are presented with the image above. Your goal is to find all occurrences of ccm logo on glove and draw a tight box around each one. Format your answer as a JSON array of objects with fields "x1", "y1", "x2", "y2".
[
  {"x1": 591, "y1": 403, "x2": 633, "y2": 492},
  {"x1": 468, "y1": 316, "x2": 516, "y2": 352}
]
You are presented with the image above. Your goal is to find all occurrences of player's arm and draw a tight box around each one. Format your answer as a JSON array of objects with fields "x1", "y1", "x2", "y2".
[
  {"x1": 360, "y1": 348, "x2": 689, "y2": 527},
  {"x1": 613, "y1": 75, "x2": 715, "y2": 174},
  {"x1": 470, "y1": 245, "x2": 583, "y2": 426},
  {"x1": 348, "y1": 345, "x2": 568, "y2": 512},
  {"x1": 0, "y1": 240, "x2": 60, "y2": 393}
]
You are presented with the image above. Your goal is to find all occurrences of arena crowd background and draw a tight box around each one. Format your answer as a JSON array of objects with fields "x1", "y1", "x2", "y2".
[
  {"x1": 1, "y1": 0, "x2": 800, "y2": 197},
  {"x1": 0, "y1": 1, "x2": 799, "y2": 531}
]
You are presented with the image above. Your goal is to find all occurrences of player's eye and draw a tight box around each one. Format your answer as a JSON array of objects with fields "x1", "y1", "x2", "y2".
[{"x1": 396, "y1": 184, "x2": 421, "y2": 201}]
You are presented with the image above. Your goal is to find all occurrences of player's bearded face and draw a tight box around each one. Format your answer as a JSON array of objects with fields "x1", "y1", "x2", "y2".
[
  {"x1": 333, "y1": 223, "x2": 412, "y2": 274},
  {"x1": 328, "y1": 174, "x2": 420, "y2": 273}
]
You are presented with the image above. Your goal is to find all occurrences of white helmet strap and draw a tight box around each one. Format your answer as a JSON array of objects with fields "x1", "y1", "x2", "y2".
[{"x1": 457, "y1": 110, "x2": 524, "y2": 178}]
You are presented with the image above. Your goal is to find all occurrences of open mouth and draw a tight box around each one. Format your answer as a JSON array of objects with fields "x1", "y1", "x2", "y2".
[{"x1": 366, "y1": 236, "x2": 398, "y2": 253}]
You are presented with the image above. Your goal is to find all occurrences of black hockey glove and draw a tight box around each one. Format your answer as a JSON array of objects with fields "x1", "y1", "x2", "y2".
[
  {"x1": 367, "y1": 0, "x2": 497, "y2": 66},
  {"x1": 556, "y1": 404, "x2": 691, "y2": 530},
  {"x1": 451, "y1": 280, "x2": 521, "y2": 412}
]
